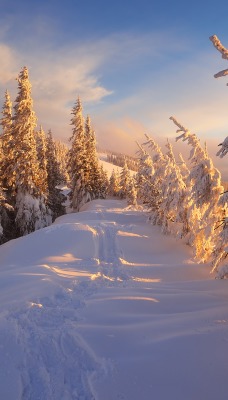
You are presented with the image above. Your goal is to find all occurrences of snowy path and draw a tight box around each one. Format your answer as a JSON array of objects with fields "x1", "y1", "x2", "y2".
[{"x1": 0, "y1": 199, "x2": 228, "y2": 399}]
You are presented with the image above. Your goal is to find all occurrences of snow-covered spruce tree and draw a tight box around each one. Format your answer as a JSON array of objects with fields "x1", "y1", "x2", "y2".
[
  {"x1": 108, "y1": 169, "x2": 121, "y2": 197},
  {"x1": 127, "y1": 175, "x2": 137, "y2": 206},
  {"x1": 135, "y1": 142, "x2": 156, "y2": 206},
  {"x1": 209, "y1": 35, "x2": 228, "y2": 277},
  {"x1": 35, "y1": 126, "x2": 48, "y2": 197},
  {"x1": 0, "y1": 90, "x2": 15, "y2": 240},
  {"x1": 119, "y1": 159, "x2": 131, "y2": 199},
  {"x1": 55, "y1": 140, "x2": 70, "y2": 183},
  {"x1": 97, "y1": 164, "x2": 109, "y2": 199},
  {"x1": 159, "y1": 140, "x2": 190, "y2": 236},
  {"x1": 142, "y1": 134, "x2": 169, "y2": 225},
  {"x1": 46, "y1": 130, "x2": 65, "y2": 220},
  {"x1": 84, "y1": 115, "x2": 101, "y2": 199},
  {"x1": 11, "y1": 66, "x2": 51, "y2": 236},
  {"x1": 0, "y1": 90, "x2": 14, "y2": 191},
  {"x1": 170, "y1": 116, "x2": 224, "y2": 262},
  {"x1": 68, "y1": 98, "x2": 91, "y2": 210}
]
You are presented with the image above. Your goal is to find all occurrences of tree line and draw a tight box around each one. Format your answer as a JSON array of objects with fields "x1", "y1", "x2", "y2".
[
  {"x1": 0, "y1": 33, "x2": 227, "y2": 278},
  {"x1": 0, "y1": 67, "x2": 108, "y2": 242},
  {"x1": 108, "y1": 34, "x2": 228, "y2": 279}
]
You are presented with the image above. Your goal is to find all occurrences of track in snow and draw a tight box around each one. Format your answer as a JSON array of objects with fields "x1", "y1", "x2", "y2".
[{"x1": 2, "y1": 200, "x2": 140, "y2": 399}]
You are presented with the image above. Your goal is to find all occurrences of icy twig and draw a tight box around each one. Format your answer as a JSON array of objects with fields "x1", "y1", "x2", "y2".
[{"x1": 209, "y1": 35, "x2": 228, "y2": 60}]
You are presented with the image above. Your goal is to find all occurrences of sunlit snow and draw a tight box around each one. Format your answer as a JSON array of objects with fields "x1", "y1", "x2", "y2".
[{"x1": 0, "y1": 199, "x2": 227, "y2": 399}]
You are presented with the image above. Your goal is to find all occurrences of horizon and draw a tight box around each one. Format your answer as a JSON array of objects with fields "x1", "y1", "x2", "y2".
[{"x1": 0, "y1": 0, "x2": 228, "y2": 179}]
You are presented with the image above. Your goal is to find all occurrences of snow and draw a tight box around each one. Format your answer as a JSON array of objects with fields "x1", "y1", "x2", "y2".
[
  {"x1": 0, "y1": 199, "x2": 228, "y2": 399},
  {"x1": 99, "y1": 158, "x2": 121, "y2": 178}
]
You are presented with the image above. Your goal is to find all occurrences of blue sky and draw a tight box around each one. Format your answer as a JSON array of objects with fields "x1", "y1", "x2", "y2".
[{"x1": 1, "y1": 0, "x2": 228, "y2": 177}]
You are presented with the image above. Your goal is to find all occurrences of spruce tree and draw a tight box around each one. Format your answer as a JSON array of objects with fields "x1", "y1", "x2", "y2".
[
  {"x1": 119, "y1": 159, "x2": 131, "y2": 199},
  {"x1": 170, "y1": 116, "x2": 224, "y2": 262},
  {"x1": 135, "y1": 142, "x2": 155, "y2": 206},
  {"x1": 127, "y1": 176, "x2": 137, "y2": 206},
  {"x1": 0, "y1": 90, "x2": 14, "y2": 192},
  {"x1": 160, "y1": 141, "x2": 189, "y2": 236},
  {"x1": 68, "y1": 98, "x2": 90, "y2": 210},
  {"x1": 46, "y1": 130, "x2": 65, "y2": 220},
  {"x1": 84, "y1": 115, "x2": 101, "y2": 199},
  {"x1": 109, "y1": 169, "x2": 121, "y2": 197},
  {"x1": 12, "y1": 66, "x2": 51, "y2": 235},
  {"x1": 98, "y1": 165, "x2": 109, "y2": 199},
  {"x1": 142, "y1": 134, "x2": 168, "y2": 225},
  {"x1": 35, "y1": 126, "x2": 48, "y2": 197},
  {"x1": 55, "y1": 140, "x2": 70, "y2": 183},
  {"x1": 209, "y1": 34, "x2": 228, "y2": 277},
  {"x1": 0, "y1": 90, "x2": 15, "y2": 240}
]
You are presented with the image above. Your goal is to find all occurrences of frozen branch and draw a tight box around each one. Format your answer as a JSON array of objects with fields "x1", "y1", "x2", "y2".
[
  {"x1": 143, "y1": 133, "x2": 164, "y2": 159},
  {"x1": 217, "y1": 136, "x2": 228, "y2": 158},
  {"x1": 214, "y1": 69, "x2": 228, "y2": 79},
  {"x1": 169, "y1": 116, "x2": 191, "y2": 142},
  {"x1": 209, "y1": 35, "x2": 228, "y2": 60}
]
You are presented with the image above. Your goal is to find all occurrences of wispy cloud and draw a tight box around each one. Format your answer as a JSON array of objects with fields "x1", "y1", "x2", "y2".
[{"x1": 0, "y1": 24, "x2": 227, "y2": 179}]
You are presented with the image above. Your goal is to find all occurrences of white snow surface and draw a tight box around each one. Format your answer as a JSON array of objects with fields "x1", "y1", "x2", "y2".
[{"x1": 0, "y1": 199, "x2": 228, "y2": 400}]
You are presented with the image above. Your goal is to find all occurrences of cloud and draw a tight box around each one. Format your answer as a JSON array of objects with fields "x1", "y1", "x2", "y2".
[
  {"x1": 0, "y1": 29, "x2": 188, "y2": 137},
  {"x1": 0, "y1": 44, "x2": 19, "y2": 84},
  {"x1": 0, "y1": 26, "x2": 227, "y2": 180}
]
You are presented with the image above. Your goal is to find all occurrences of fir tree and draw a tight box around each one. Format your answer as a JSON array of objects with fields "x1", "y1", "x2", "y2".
[
  {"x1": 159, "y1": 141, "x2": 189, "y2": 236},
  {"x1": 46, "y1": 130, "x2": 65, "y2": 220},
  {"x1": 0, "y1": 90, "x2": 14, "y2": 192},
  {"x1": 135, "y1": 142, "x2": 155, "y2": 206},
  {"x1": 68, "y1": 98, "x2": 90, "y2": 210},
  {"x1": 109, "y1": 169, "x2": 121, "y2": 197},
  {"x1": 127, "y1": 176, "x2": 137, "y2": 206},
  {"x1": 170, "y1": 116, "x2": 224, "y2": 262},
  {"x1": 209, "y1": 34, "x2": 228, "y2": 277},
  {"x1": 119, "y1": 159, "x2": 131, "y2": 199},
  {"x1": 35, "y1": 126, "x2": 48, "y2": 197},
  {"x1": 12, "y1": 66, "x2": 51, "y2": 235},
  {"x1": 55, "y1": 140, "x2": 70, "y2": 183},
  {"x1": 84, "y1": 115, "x2": 101, "y2": 199},
  {"x1": 0, "y1": 90, "x2": 15, "y2": 240},
  {"x1": 142, "y1": 134, "x2": 168, "y2": 225},
  {"x1": 98, "y1": 165, "x2": 108, "y2": 199}
]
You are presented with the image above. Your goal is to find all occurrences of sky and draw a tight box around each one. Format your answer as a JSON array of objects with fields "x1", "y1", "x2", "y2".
[{"x1": 0, "y1": 0, "x2": 228, "y2": 178}]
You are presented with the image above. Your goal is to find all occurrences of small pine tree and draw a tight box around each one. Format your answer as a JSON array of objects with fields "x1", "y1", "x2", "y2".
[
  {"x1": 98, "y1": 165, "x2": 109, "y2": 199},
  {"x1": 46, "y1": 130, "x2": 65, "y2": 220},
  {"x1": 135, "y1": 142, "x2": 155, "y2": 206},
  {"x1": 127, "y1": 176, "x2": 137, "y2": 206},
  {"x1": 119, "y1": 160, "x2": 131, "y2": 199},
  {"x1": 55, "y1": 140, "x2": 70, "y2": 183},
  {"x1": 84, "y1": 115, "x2": 101, "y2": 199},
  {"x1": 68, "y1": 98, "x2": 90, "y2": 210},
  {"x1": 35, "y1": 126, "x2": 48, "y2": 197},
  {"x1": 142, "y1": 134, "x2": 168, "y2": 225},
  {"x1": 109, "y1": 169, "x2": 121, "y2": 197}
]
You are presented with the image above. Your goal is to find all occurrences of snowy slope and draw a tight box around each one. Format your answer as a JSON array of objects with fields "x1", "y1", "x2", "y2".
[
  {"x1": 99, "y1": 153, "x2": 135, "y2": 178},
  {"x1": 0, "y1": 199, "x2": 228, "y2": 400}
]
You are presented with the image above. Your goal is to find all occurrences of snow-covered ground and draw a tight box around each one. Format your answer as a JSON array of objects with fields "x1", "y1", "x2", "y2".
[{"x1": 0, "y1": 199, "x2": 228, "y2": 400}]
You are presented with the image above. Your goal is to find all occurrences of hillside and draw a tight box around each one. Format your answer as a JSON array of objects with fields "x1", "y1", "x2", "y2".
[{"x1": 0, "y1": 199, "x2": 227, "y2": 399}]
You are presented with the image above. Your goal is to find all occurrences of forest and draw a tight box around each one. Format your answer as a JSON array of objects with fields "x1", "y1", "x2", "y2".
[{"x1": 0, "y1": 35, "x2": 227, "y2": 279}]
